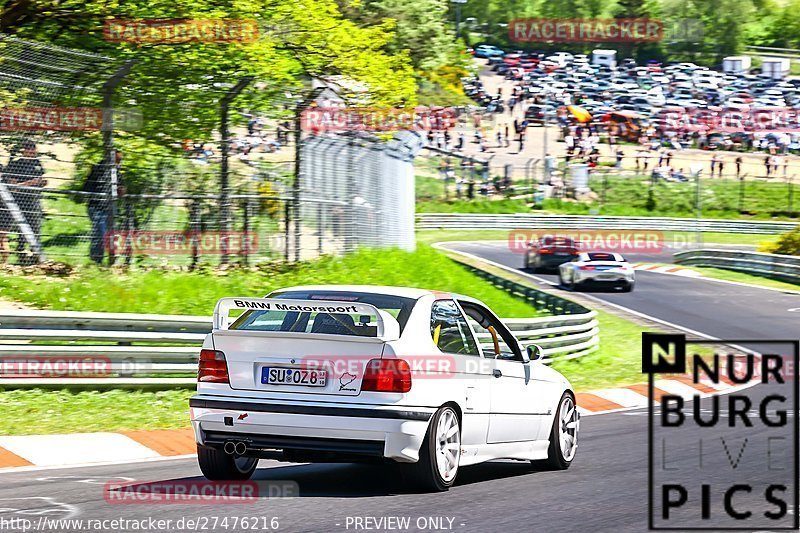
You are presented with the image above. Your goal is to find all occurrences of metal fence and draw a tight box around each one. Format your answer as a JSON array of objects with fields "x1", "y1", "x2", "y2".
[
  {"x1": 0, "y1": 35, "x2": 422, "y2": 268},
  {"x1": 0, "y1": 310, "x2": 597, "y2": 388},
  {"x1": 674, "y1": 249, "x2": 800, "y2": 284}
]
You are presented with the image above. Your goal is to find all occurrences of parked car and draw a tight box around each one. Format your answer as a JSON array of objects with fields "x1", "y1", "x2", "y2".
[{"x1": 474, "y1": 45, "x2": 505, "y2": 58}]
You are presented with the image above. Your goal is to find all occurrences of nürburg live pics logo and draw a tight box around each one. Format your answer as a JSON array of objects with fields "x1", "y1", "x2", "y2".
[{"x1": 643, "y1": 333, "x2": 799, "y2": 530}]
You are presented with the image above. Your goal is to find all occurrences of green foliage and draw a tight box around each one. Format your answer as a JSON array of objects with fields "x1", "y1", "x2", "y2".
[
  {"x1": 3, "y1": 0, "x2": 418, "y2": 146},
  {"x1": 759, "y1": 227, "x2": 800, "y2": 255}
]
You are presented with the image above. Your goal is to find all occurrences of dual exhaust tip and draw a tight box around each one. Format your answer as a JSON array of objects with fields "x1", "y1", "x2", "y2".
[{"x1": 223, "y1": 441, "x2": 247, "y2": 455}]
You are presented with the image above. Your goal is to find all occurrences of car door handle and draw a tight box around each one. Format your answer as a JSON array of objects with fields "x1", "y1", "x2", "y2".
[{"x1": 493, "y1": 369, "x2": 502, "y2": 378}]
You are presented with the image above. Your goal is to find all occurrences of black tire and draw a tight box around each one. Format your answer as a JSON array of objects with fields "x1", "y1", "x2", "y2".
[
  {"x1": 530, "y1": 257, "x2": 539, "y2": 273},
  {"x1": 408, "y1": 406, "x2": 461, "y2": 492},
  {"x1": 197, "y1": 444, "x2": 258, "y2": 481},
  {"x1": 538, "y1": 392, "x2": 579, "y2": 470},
  {"x1": 621, "y1": 282, "x2": 634, "y2": 292}
]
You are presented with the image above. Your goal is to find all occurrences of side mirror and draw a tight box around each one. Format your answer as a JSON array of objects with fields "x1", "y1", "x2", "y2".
[{"x1": 526, "y1": 344, "x2": 544, "y2": 362}]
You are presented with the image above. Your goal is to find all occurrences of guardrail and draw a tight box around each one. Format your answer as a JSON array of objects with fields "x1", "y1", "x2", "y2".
[
  {"x1": 674, "y1": 249, "x2": 800, "y2": 284},
  {"x1": 417, "y1": 213, "x2": 798, "y2": 234},
  {"x1": 0, "y1": 277, "x2": 597, "y2": 387},
  {"x1": 451, "y1": 258, "x2": 598, "y2": 363}
]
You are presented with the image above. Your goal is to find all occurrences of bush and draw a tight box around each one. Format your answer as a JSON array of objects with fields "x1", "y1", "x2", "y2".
[{"x1": 759, "y1": 227, "x2": 800, "y2": 255}]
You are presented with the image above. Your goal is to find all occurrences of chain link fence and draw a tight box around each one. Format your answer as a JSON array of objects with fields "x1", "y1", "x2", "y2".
[{"x1": 0, "y1": 34, "x2": 422, "y2": 267}]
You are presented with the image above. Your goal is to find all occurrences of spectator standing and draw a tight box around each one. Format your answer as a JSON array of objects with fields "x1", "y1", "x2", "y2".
[
  {"x1": 3, "y1": 140, "x2": 46, "y2": 264},
  {"x1": 615, "y1": 148, "x2": 624, "y2": 170},
  {"x1": 83, "y1": 151, "x2": 125, "y2": 264},
  {"x1": 735, "y1": 156, "x2": 742, "y2": 177},
  {"x1": 765, "y1": 154, "x2": 772, "y2": 177},
  {"x1": 504, "y1": 125, "x2": 510, "y2": 147}
]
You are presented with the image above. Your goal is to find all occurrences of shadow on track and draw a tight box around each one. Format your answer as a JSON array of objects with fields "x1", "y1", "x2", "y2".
[{"x1": 136, "y1": 461, "x2": 545, "y2": 498}]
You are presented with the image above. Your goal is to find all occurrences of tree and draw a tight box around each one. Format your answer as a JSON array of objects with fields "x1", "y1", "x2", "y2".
[{"x1": 1, "y1": 0, "x2": 419, "y2": 147}]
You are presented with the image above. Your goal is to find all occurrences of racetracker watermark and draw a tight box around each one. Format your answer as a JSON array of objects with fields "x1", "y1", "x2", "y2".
[
  {"x1": 0, "y1": 357, "x2": 111, "y2": 378},
  {"x1": 288, "y1": 355, "x2": 536, "y2": 382},
  {"x1": 644, "y1": 334, "x2": 799, "y2": 530},
  {"x1": 301, "y1": 107, "x2": 458, "y2": 133},
  {"x1": 509, "y1": 18, "x2": 663, "y2": 43},
  {"x1": 103, "y1": 19, "x2": 259, "y2": 45},
  {"x1": 0, "y1": 107, "x2": 142, "y2": 132},
  {"x1": 659, "y1": 107, "x2": 800, "y2": 134},
  {"x1": 507, "y1": 229, "x2": 700, "y2": 254},
  {"x1": 104, "y1": 231, "x2": 259, "y2": 256},
  {"x1": 104, "y1": 480, "x2": 298, "y2": 504}
]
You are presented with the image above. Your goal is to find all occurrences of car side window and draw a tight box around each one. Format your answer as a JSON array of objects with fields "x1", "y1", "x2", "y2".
[
  {"x1": 459, "y1": 302, "x2": 523, "y2": 362},
  {"x1": 430, "y1": 300, "x2": 480, "y2": 356}
]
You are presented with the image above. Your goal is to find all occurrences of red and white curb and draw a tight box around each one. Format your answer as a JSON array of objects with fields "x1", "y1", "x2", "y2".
[
  {"x1": 632, "y1": 263, "x2": 702, "y2": 277},
  {"x1": 576, "y1": 372, "x2": 758, "y2": 417},
  {"x1": 0, "y1": 374, "x2": 758, "y2": 471},
  {"x1": 0, "y1": 428, "x2": 197, "y2": 470}
]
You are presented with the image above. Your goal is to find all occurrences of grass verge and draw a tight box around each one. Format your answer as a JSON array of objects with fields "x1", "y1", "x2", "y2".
[
  {"x1": 678, "y1": 266, "x2": 800, "y2": 292},
  {"x1": 0, "y1": 388, "x2": 193, "y2": 435},
  {"x1": 0, "y1": 246, "x2": 541, "y2": 318}
]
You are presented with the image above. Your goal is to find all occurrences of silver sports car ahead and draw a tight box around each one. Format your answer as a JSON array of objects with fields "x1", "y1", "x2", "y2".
[{"x1": 558, "y1": 251, "x2": 635, "y2": 292}]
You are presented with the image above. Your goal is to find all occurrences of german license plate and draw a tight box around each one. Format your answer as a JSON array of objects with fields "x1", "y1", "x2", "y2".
[{"x1": 261, "y1": 367, "x2": 327, "y2": 387}]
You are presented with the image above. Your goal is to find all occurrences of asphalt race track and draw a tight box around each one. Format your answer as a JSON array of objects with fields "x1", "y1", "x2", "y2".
[{"x1": 1, "y1": 241, "x2": 797, "y2": 533}]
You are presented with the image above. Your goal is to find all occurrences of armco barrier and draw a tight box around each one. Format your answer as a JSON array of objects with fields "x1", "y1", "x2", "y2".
[
  {"x1": 0, "y1": 283, "x2": 597, "y2": 386},
  {"x1": 451, "y1": 258, "x2": 599, "y2": 362},
  {"x1": 417, "y1": 213, "x2": 799, "y2": 234},
  {"x1": 674, "y1": 249, "x2": 800, "y2": 284}
]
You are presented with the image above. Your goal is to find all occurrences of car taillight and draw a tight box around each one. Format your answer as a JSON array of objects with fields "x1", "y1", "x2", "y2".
[
  {"x1": 579, "y1": 265, "x2": 596, "y2": 271},
  {"x1": 539, "y1": 248, "x2": 554, "y2": 255},
  {"x1": 198, "y1": 349, "x2": 229, "y2": 383},
  {"x1": 362, "y1": 358, "x2": 412, "y2": 393}
]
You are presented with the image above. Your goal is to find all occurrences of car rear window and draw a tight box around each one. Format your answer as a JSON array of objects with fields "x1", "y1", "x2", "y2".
[
  {"x1": 587, "y1": 252, "x2": 620, "y2": 261},
  {"x1": 229, "y1": 291, "x2": 416, "y2": 335}
]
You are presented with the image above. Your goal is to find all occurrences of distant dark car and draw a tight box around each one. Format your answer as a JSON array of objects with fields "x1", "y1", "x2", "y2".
[
  {"x1": 525, "y1": 105, "x2": 545, "y2": 124},
  {"x1": 525, "y1": 236, "x2": 580, "y2": 272}
]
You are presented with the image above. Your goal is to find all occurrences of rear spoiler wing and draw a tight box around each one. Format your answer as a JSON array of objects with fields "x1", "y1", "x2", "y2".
[{"x1": 212, "y1": 297, "x2": 401, "y2": 340}]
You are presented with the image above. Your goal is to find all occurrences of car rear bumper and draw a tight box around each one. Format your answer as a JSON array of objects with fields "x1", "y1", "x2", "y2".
[
  {"x1": 190, "y1": 395, "x2": 434, "y2": 463},
  {"x1": 575, "y1": 272, "x2": 634, "y2": 284}
]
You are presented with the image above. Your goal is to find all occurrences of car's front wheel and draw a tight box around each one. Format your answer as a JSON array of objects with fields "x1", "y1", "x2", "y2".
[
  {"x1": 409, "y1": 406, "x2": 461, "y2": 492},
  {"x1": 559, "y1": 271, "x2": 571, "y2": 288},
  {"x1": 197, "y1": 444, "x2": 258, "y2": 481},
  {"x1": 539, "y1": 392, "x2": 579, "y2": 470}
]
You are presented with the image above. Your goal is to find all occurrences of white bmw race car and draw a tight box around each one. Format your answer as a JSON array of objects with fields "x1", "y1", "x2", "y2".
[
  {"x1": 559, "y1": 251, "x2": 635, "y2": 292},
  {"x1": 190, "y1": 285, "x2": 579, "y2": 491}
]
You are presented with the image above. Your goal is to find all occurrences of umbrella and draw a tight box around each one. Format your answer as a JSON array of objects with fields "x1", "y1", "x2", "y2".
[{"x1": 567, "y1": 105, "x2": 592, "y2": 123}]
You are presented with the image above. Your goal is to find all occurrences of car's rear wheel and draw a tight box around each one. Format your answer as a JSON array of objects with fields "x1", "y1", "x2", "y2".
[
  {"x1": 409, "y1": 406, "x2": 461, "y2": 492},
  {"x1": 621, "y1": 281, "x2": 634, "y2": 292},
  {"x1": 539, "y1": 392, "x2": 579, "y2": 470},
  {"x1": 197, "y1": 444, "x2": 258, "y2": 481}
]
